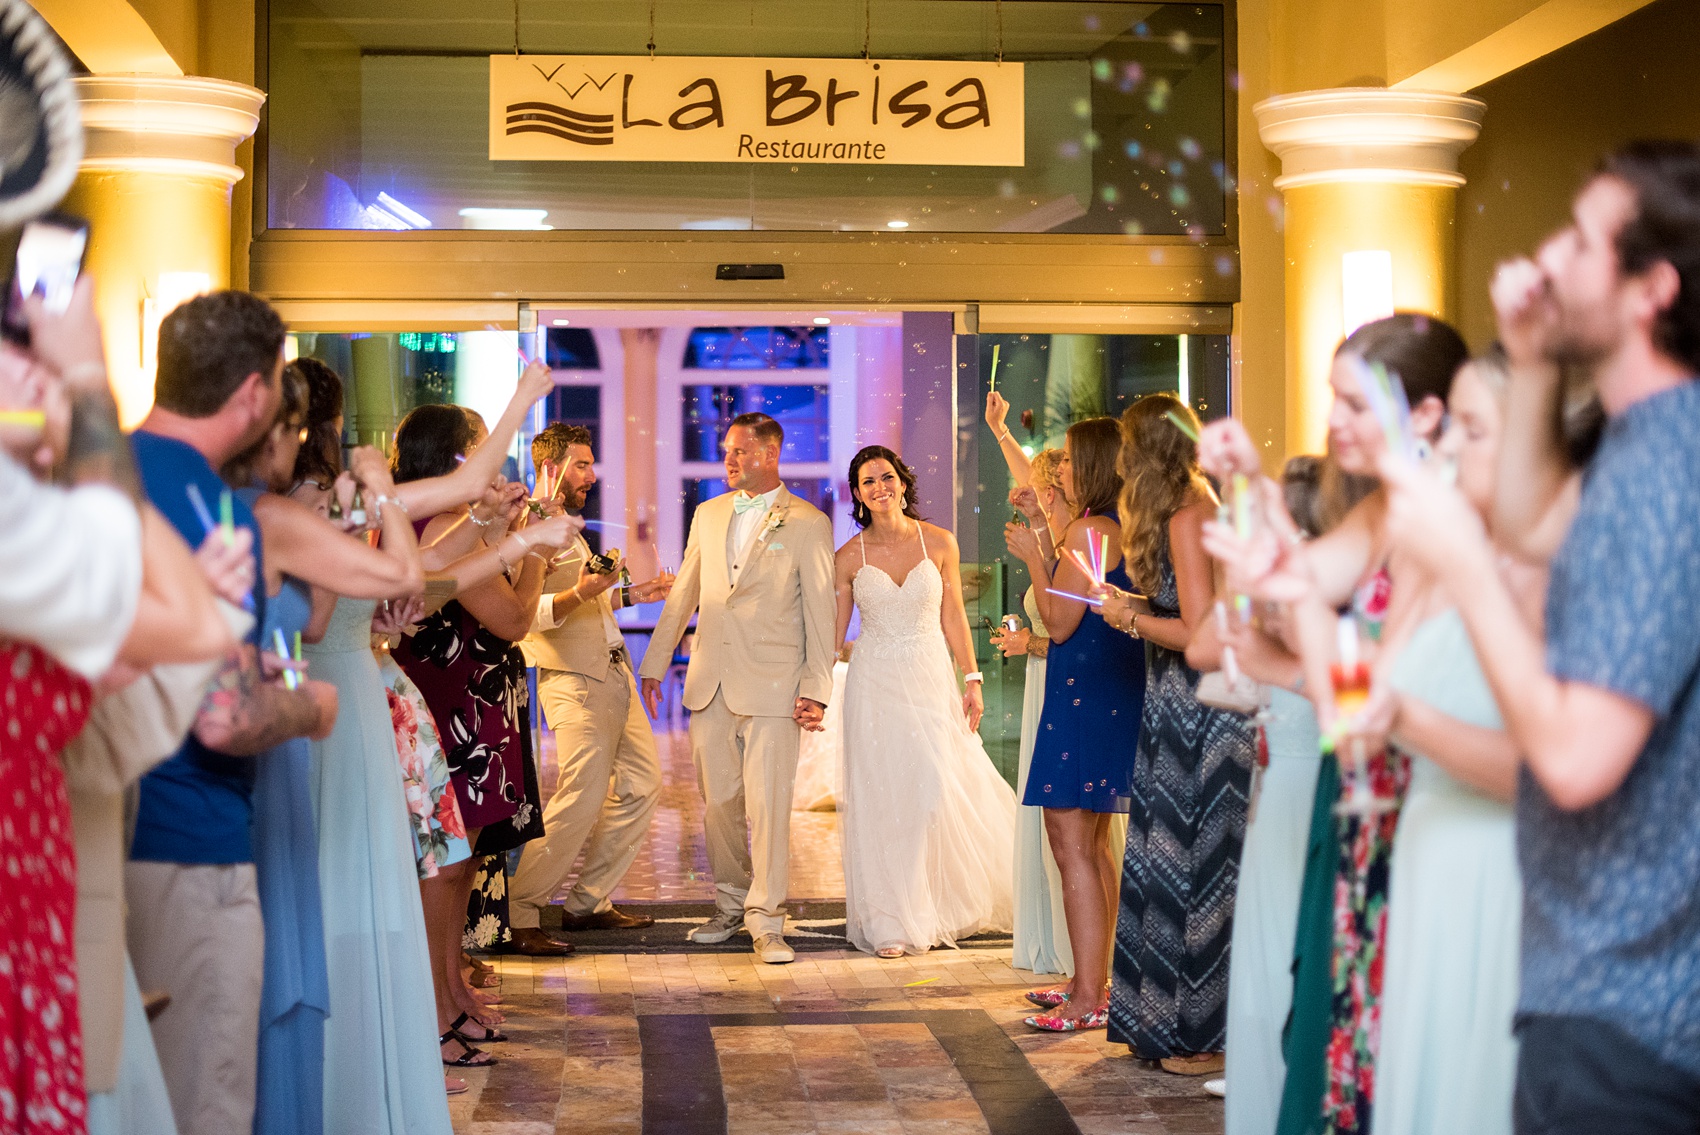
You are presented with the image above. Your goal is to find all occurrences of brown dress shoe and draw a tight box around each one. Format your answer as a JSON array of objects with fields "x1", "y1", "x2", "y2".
[
  {"x1": 557, "y1": 906, "x2": 657, "y2": 932},
  {"x1": 504, "y1": 927, "x2": 575, "y2": 956}
]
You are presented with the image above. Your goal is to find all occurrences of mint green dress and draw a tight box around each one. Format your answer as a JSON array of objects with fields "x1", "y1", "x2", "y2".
[{"x1": 1373, "y1": 609, "x2": 1518, "y2": 1135}]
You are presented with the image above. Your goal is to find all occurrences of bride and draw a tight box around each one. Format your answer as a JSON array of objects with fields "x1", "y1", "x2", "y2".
[{"x1": 833, "y1": 444, "x2": 1018, "y2": 958}]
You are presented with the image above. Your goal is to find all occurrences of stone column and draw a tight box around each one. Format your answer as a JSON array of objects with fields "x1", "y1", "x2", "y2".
[
  {"x1": 64, "y1": 75, "x2": 265, "y2": 426},
  {"x1": 620, "y1": 328, "x2": 661, "y2": 581},
  {"x1": 1254, "y1": 89, "x2": 1485, "y2": 457}
]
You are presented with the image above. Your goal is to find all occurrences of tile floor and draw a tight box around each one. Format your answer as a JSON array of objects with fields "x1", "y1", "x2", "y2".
[{"x1": 469, "y1": 725, "x2": 1224, "y2": 1134}]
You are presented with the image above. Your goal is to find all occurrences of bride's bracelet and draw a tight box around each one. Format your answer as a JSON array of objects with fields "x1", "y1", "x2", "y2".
[{"x1": 963, "y1": 671, "x2": 984, "y2": 684}]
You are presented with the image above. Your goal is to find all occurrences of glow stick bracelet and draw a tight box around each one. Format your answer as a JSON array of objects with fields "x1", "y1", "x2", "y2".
[
  {"x1": 0, "y1": 409, "x2": 45, "y2": 427},
  {"x1": 1164, "y1": 410, "x2": 1200, "y2": 442},
  {"x1": 989, "y1": 343, "x2": 1001, "y2": 392},
  {"x1": 272, "y1": 629, "x2": 299, "y2": 689},
  {"x1": 185, "y1": 483, "x2": 218, "y2": 538}
]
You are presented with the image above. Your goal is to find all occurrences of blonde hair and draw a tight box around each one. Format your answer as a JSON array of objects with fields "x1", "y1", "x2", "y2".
[
  {"x1": 1116, "y1": 394, "x2": 1211, "y2": 594},
  {"x1": 1030, "y1": 447, "x2": 1064, "y2": 490}
]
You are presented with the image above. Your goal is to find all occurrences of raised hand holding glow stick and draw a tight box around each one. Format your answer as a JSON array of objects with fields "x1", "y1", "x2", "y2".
[{"x1": 989, "y1": 343, "x2": 1001, "y2": 393}]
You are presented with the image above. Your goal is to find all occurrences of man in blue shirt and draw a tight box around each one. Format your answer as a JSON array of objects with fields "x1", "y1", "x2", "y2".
[
  {"x1": 1385, "y1": 142, "x2": 1700, "y2": 1133},
  {"x1": 125, "y1": 291, "x2": 336, "y2": 1135}
]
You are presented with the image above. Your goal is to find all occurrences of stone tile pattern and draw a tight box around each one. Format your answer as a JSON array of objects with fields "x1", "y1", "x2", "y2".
[{"x1": 449, "y1": 949, "x2": 1223, "y2": 1135}]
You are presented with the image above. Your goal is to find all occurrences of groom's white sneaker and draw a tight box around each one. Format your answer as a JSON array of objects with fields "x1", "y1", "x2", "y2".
[
  {"x1": 687, "y1": 911, "x2": 744, "y2": 944},
  {"x1": 753, "y1": 933, "x2": 795, "y2": 965}
]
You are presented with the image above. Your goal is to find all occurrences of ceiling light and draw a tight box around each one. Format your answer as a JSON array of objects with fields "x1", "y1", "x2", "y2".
[
  {"x1": 376, "y1": 192, "x2": 431, "y2": 228},
  {"x1": 813, "y1": 316, "x2": 831, "y2": 326},
  {"x1": 552, "y1": 318, "x2": 572, "y2": 326},
  {"x1": 886, "y1": 219, "x2": 910, "y2": 229},
  {"x1": 459, "y1": 207, "x2": 553, "y2": 230}
]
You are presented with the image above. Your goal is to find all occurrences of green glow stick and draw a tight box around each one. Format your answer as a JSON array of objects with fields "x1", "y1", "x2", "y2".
[
  {"x1": 217, "y1": 489, "x2": 235, "y2": 548},
  {"x1": 293, "y1": 631, "x2": 302, "y2": 662},
  {"x1": 1164, "y1": 409, "x2": 1200, "y2": 442},
  {"x1": 989, "y1": 343, "x2": 1001, "y2": 392},
  {"x1": 0, "y1": 409, "x2": 45, "y2": 427}
]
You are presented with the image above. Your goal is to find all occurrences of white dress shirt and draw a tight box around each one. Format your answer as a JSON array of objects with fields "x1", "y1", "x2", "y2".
[
  {"x1": 0, "y1": 452, "x2": 143, "y2": 679},
  {"x1": 532, "y1": 535, "x2": 625, "y2": 650},
  {"x1": 726, "y1": 486, "x2": 781, "y2": 584}
]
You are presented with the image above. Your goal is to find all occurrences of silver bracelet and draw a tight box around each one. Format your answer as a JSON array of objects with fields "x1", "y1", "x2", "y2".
[
  {"x1": 468, "y1": 510, "x2": 497, "y2": 529},
  {"x1": 372, "y1": 493, "x2": 408, "y2": 522}
]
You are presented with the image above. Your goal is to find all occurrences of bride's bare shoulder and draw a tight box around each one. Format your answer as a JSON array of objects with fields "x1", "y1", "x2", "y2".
[
  {"x1": 919, "y1": 520, "x2": 958, "y2": 557},
  {"x1": 834, "y1": 533, "x2": 865, "y2": 568}
]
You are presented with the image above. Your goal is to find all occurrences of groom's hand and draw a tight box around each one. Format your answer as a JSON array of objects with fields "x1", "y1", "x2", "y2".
[
  {"x1": 641, "y1": 677, "x2": 664, "y2": 720},
  {"x1": 793, "y1": 697, "x2": 826, "y2": 732}
]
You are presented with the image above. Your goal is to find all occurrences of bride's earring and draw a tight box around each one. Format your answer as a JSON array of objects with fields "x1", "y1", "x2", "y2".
[{"x1": 899, "y1": 494, "x2": 908, "y2": 511}]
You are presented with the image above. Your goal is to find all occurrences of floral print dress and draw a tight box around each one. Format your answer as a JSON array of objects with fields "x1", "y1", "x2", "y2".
[
  {"x1": 1, "y1": 644, "x2": 92, "y2": 1135},
  {"x1": 376, "y1": 650, "x2": 470, "y2": 880}
]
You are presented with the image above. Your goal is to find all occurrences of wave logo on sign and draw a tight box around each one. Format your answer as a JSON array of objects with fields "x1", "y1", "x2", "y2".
[{"x1": 504, "y1": 100, "x2": 615, "y2": 146}]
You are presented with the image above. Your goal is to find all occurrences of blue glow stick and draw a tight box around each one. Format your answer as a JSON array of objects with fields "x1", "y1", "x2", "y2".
[
  {"x1": 185, "y1": 483, "x2": 217, "y2": 538},
  {"x1": 581, "y1": 520, "x2": 628, "y2": 531},
  {"x1": 1045, "y1": 587, "x2": 1099, "y2": 605},
  {"x1": 271, "y1": 628, "x2": 300, "y2": 690}
]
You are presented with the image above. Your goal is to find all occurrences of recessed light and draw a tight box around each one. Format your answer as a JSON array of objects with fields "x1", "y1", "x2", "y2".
[
  {"x1": 552, "y1": 319, "x2": 572, "y2": 326},
  {"x1": 813, "y1": 316, "x2": 831, "y2": 326},
  {"x1": 886, "y1": 219, "x2": 910, "y2": 229}
]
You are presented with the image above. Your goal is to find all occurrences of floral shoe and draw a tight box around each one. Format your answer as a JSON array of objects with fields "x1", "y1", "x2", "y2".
[
  {"x1": 1024, "y1": 1002, "x2": 1110, "y2": 1032},
  {"x1": 1024, "y1": 987, "x2": 1071, "y2": 1008}
]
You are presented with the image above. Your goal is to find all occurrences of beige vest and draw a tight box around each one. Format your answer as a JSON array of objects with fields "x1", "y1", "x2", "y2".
[{"x1": 521, "y1": 538, "x2": 623, "y2": 682}]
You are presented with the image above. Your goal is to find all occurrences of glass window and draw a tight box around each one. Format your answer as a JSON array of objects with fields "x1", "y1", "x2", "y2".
[
  {"x1": 544, "y1": 328, "x2": 602, "y2": 369},
  {"x1": 265, "y1": 1, "x2": 1227, "y2": 235},
  {"x1": 682, "y1": 383, "x2": 831, "y2": 463},
  {"x1": 683, "y1": 326, "x2": 829, "y2": 370},
  {"x1": 544, "y1": 385, "x2": 603, "y2": 456}
]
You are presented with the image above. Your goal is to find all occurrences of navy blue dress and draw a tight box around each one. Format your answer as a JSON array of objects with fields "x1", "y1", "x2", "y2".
[{"x1": 1021, "y1": 555, "x2": 1146, "y2": 813}]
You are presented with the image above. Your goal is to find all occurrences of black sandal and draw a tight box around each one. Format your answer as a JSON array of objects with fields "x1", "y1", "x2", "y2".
[
  {"x1": 450, "y1": 1011, "x2": 510, "y2": 1044},
  {"x1": 440, "y1": 1030, "x2": 495, "y2": 1068}
]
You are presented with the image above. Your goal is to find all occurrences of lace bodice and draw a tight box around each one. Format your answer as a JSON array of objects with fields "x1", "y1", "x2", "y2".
[{"x1": 851, "y1": 528, "x2": 945, "y2": 660}]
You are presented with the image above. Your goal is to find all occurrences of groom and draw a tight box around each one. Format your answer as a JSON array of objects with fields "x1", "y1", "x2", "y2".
[{"x1": 639, "y1": 412, "x2": 836, "y2": 964}]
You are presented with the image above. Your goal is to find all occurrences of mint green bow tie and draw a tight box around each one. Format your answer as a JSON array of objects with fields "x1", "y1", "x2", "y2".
[{"x1": 732, "y1": 492, "x2": 766, "y2": 514}]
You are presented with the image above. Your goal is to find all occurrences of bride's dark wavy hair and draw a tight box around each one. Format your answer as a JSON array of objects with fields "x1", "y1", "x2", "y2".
[{"x1": 848, "y1": 445, "x2": 924, "y2": 530}]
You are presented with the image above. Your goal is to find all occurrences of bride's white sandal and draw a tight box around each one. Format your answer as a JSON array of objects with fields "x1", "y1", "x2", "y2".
[{"x1": 875, "y1": 945, "x2": 906, "y2": 959}]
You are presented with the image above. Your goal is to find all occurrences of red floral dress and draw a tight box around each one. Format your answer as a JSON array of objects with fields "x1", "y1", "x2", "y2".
[
  {"x1": 1321, "y1": 569, "x2": 1410, "y2": 1135},
  {"x1": 0, "y1": 644, "x2": 92, "y2": 1135}
]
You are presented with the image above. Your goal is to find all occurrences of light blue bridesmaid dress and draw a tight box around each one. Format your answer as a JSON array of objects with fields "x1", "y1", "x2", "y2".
[
  {"x1": 1372, "y1": 608, "x2": 1519, "y2": 1135},
  {"x1": 250, "y1": 569, "x2": 330, "y2": 1135},
  {"x1": 305, "y1": 597, "x2": 451, "y2": 1135},
  {"x1": 1224, "y1": 687, "x2": 1322, "y2": 1135}
]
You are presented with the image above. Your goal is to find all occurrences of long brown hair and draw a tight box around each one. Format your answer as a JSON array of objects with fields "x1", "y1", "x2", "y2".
[
  {"x1": 1064, "y1": 417, "x2": 1123, "y2": 517},
  {"x1": 1117, "y1": 394, "x2": 1211, "y2": 594}
]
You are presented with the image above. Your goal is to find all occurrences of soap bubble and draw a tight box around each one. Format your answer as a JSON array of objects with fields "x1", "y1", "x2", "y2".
[
  {"x1": 1180, "y1": 137, "x2": 1202, "y2": 160},
  {"x1": 1125, "y1": 141, "x2": 1143, "y2": 159}
]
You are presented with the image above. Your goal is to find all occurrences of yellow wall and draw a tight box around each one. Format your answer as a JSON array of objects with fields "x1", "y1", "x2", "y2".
[
  {"x1": 1233, "y1": 0, "x2": 1289, "y2": 471},
  {"x1": 1455, "y1": 0, "x2": 1700, "y2": 347}
]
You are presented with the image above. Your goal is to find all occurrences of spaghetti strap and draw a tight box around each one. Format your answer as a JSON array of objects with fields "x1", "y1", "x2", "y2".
[
  {"x1": 859, "y1": 532, "x2": 867, "y2": 567},
  {"x1": 916, "y1": 520, "x2": 928, "y2": 560}
]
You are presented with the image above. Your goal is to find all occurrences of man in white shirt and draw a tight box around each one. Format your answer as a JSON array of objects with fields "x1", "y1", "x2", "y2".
[{"x1": 508, "y1": 424, "x2": 676, "y2": 954}]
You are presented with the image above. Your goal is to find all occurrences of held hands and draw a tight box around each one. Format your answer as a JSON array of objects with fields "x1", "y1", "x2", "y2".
[
  {"x1": 962, "y1": 681, "x2": 984, "y2": 732},
  {"x1": 989, "y1": 625, "x2": 1031, "y2": 658},
  {"x1": 194, "y1": 528, "x2": 256, "y2": 607},
  {"x1": 793, "y1": 697, "x2": 826, "y2": 732},
  {"x1": 985, "y1": 389, "x2": 1011, "y2": 437}
]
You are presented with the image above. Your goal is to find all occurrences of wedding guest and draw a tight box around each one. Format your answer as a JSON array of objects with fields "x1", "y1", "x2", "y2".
[
  {"x1": 1007, "y1": 417, "x2": 1145, "y2": 1031},
  {"x1": 510, "y1": 424, "x2": 674, "y2": 945},
  {"x1": 1373, "y1": 350, "x2": 1534, "y2": 1135},
  {"x1": 1382, "y1": 141, "x2": 1700, "y2": 1135},
  {"x1": 1094, "y1": 395, "x2": 1254, "y2": 1075},
  {"x1": 1197, "y1": 312, "x2": 1467, "y2": 1135},
  {"x1": 125, "y1": 292, "x2": 337, "y2": 1135}
]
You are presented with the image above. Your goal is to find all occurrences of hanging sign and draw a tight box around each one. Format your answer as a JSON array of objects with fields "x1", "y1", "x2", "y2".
[{"x1": 489, "y1": 55, "x2": 1024, "y2": 166}]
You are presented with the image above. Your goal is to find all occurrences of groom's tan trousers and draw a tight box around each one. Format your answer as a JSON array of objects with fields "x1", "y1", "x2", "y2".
[{"x1": 689, "y1": 689, "x2": 800, "y2": 938}]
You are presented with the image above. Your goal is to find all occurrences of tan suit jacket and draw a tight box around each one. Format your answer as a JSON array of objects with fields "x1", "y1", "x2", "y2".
[
  {"x1": 639, "y1": 485, "x2": 836, "y2": 717},
  {"x1": 521, "y1": 536, "x2": 623, "y2": 683}
]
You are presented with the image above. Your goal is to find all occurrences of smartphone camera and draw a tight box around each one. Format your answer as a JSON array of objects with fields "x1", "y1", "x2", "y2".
[{"x1": 2, "y1": 213, "x2": 89, "y2": 347}]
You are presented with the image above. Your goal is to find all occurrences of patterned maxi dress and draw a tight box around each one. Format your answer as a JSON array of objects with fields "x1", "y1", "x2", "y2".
[
  {"x1": 1109, "y1": 549, "x2": 1257, "y2": 1057},
  {"x1": 0, "y1": 644, "x2": 92, "y2": 1135}
]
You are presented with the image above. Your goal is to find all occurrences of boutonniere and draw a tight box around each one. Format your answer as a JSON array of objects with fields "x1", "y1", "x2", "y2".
[{"x1": 760, "y1": 507, "x2": 788, "y2": 541}]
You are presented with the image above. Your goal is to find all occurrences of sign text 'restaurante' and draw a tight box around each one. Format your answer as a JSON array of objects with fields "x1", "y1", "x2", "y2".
[{"x1": 488, "y1": 55, "x2": 1025, "y2": 166}]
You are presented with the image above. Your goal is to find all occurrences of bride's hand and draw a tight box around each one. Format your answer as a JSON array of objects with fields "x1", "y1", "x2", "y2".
[{"x1": 963, "y1": 681, "x2": 984, "y2": 731}]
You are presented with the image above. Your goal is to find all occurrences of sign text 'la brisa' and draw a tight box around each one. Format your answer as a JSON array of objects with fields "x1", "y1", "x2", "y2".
[{"x1": 488, "y1": 55, "x2": 1025, "y2": 166}]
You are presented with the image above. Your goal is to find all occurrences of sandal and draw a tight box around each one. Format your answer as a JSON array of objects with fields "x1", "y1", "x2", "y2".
[
  {"x1": 450, "y1": 1011, "x2": 509, "y2": 1044},
  {"x1": 1024, "y1": 1002, "x2": 1110, "y2": 1032},
  {"x1": 1160, "y1": 1052, "x2": 1225, "y2": 1076},
  {"x1": 440, "y1": 1030, "x2": 495, "y2": 1068},
  {"x1": 445, "y1": 1075, "x2": 469, "y2": 1096},
  {"x1": 876, "y1": 946, "x2": 906, "y2": 959},
  {"x1": 1024, "y1": 987, "x2": 1070, "y2": 1009}
]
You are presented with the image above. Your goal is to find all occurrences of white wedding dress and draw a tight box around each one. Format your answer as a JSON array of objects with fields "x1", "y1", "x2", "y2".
[{"x1": 841, "y1": 528, "x2": 1018, "y2": 955}]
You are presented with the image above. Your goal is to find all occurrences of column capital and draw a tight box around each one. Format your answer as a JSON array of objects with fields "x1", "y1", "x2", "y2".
[
  {"x1": 73, "y1": 75, "x2": 265, "y2": 187},
  {"x1": 1253, "y1": 87, "x2": 1486, "y2": 191}
]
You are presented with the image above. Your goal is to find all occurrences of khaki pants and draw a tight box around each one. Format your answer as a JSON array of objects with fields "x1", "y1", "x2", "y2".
[
  {"x1": 125, "y1": 861, "x2": 263, "y2": 1135},
  {"x1": 510, "y1": 660, "x2": 663, "y2": 928},
  {"x1": 689, "y1": 689, "x2": 801, "y2": 938}
]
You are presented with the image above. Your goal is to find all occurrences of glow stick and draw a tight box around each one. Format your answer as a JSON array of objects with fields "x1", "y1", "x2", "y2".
[
  {"x1": 218, "y1": 489, "x2": 236, "y2": 548},
  {"x1": 581, "y1": 520, "x2": 628, "y2": 531},
  {"x1": 272, "y1": 629, "x2": 299, "y2": 689},
  {"x1": 1164, "y1": 409, "x2": 1200, "y2": 442},
  {"x1": 1045, "y1": 587, "x2": 1098, "y2": 605},
  {"x1": 989, "y1": 343, "x2": 1001, "y2": 392},
  {"x1": 0, "y1": 409, "x2": 45, "y2": 427},
  {"x1": 1357, "y1": 359, "x2": 1415, "y2": 460},
  {"x1": 185, "y1": 483, "x2": 218, "y2": 538},
  {"x1": 293, "y1": 631, "x2": 303, "y2": 662},
  {"x1": 1064, "y1": 547, "x2": 1099, "y2": 583},
  {"x1": 1214, "y1": 600, "x2": 1242, "y2": 690}
]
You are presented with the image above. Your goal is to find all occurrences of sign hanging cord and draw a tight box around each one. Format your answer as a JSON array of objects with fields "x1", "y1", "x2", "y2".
[
  {"x1": 647, "y1": 0, "x2": 657, "y2": 57},
  {"x1": 513, "y1": 0, "x2": 520, "y2": 56},
  {"x1": 995, "y1": 0, "x2": 1004, "y2": 63},
  {"x1": 863, "y1": 0, "x2": 871, "y2": 61}
]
